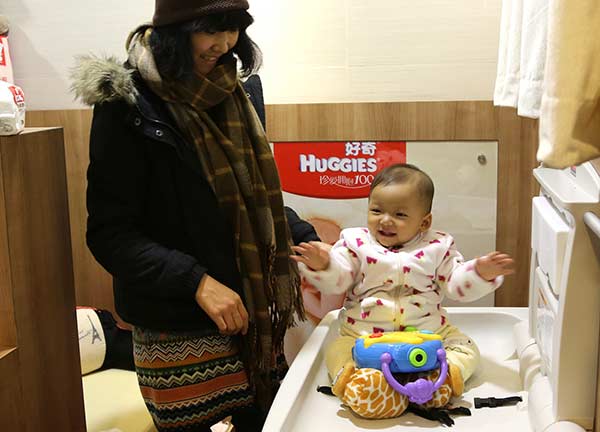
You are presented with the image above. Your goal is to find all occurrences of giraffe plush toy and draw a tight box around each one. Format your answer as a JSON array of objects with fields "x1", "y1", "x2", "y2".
[{"x1": 332, "y1": 329, "x2": 462, "y2": 419}]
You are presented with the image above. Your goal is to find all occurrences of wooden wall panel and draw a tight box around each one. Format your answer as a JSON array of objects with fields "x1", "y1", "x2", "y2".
[
  {"x1": 496, "y1": 109, "x2": 539, "y2": 307},
  {"x1": 0, "y1": 128, "x2": 85, "y2": 431},
  {"x1": 266, "y1": 101, "x2": 539, "y2": 306},
  {"x1": 29, "y1": 102, "x2": 538, "y2": 310},
  {"x1": 267, "y1": 101, "x2": 514, "y2": 141},
  {"x1": 27, "y1": 111, "x2": 114, "y2": 314},
  {"x1": 0, "y1": 146, "x2": 19, "y2": 430},
  {"x1": 0, "y1": 151, "x2": 16, "y2": 348},
  {"x1": 0, "y1": 350, "x2": 24, "y2": 431}
]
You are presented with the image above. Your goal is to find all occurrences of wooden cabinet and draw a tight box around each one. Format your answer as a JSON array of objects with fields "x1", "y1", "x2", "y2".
[{"x1": 0, "y1": 128, "x2": 85, "y2": 431}]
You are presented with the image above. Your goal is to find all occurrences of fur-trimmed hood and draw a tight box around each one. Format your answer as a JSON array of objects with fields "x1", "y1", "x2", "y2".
[{"x1": 70, "y1": 55, "x2": 138, "y2": 106}]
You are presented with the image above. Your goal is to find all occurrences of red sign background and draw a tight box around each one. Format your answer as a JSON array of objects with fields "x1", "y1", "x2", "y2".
[{"x1": 274, "y1": 141, "x2": 406, "y2": 199}]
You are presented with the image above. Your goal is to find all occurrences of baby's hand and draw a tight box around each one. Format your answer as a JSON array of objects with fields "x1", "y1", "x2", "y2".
[
  {"x1": 291, "y1": 241, "x2": 331, "y2": 271},
  {"x1": 475, "y1": 252, "x2": 515, "y2": 281}
]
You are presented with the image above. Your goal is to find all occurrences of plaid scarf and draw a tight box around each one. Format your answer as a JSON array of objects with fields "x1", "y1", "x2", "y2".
[{"x1": 127, "y1": 26, "x2": 304, "y2": 411}]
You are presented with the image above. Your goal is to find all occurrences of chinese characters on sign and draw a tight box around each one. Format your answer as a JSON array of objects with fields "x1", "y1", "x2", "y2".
[
  {"x1": 274, "y1": 141, "x2": 406, "y2": 199},
  {"x1": 344, "y1": 141, "x2": 377, "y2": 156}
]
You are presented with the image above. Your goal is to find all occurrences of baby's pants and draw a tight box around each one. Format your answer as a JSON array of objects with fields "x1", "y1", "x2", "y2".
[{"x1": 325, "y1": 325, "x2": 480, "y2": 383}]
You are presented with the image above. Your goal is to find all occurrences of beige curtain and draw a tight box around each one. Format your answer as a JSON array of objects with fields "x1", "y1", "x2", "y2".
[{"x1": 538, "y1": 1, "x2": 600, "y2": 168}]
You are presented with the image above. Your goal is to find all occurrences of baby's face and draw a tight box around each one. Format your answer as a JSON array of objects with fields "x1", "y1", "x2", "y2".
[{"x1": 367, "y1": 182, "x2": 430, "y2": 248}]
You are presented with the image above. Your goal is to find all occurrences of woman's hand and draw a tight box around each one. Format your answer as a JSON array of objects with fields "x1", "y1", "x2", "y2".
[
  {"x1": 195, "y1": 274, "x2": 249, "y2": 335},
  {"x1": 475, "y1": 252, "x2": 515, "y2": 281},
  {"x1": 291, "y1": 241, "x2": 331, "y2": 271}
]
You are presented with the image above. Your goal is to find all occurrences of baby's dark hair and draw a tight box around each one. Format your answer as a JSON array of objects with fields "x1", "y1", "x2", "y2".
[{"x1": 369, "y1": 163, "x2": 435, "y2": 213}]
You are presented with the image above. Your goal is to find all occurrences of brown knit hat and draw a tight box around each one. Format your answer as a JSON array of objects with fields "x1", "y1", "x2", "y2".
[{"x1": 153, "y1": 0, "x2": 249, "y2": 27}]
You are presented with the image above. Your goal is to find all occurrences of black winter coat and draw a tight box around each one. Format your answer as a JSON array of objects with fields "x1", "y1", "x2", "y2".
[{"x1": 86, "y1": 72, "x2": 317, "y2": 331}]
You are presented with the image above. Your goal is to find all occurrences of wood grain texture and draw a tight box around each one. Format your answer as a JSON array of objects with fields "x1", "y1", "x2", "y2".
[
  {"x1": 266, "y1": 101, "x2": 539, "y2": 306},
  {"x1": 27, "y1": 110, "x2": 114, "y2": 313},
  {"x1": 0, "y1": 128, "x2": 86, "y2": 431},
  {"x1": 0, "y1": 151, "x2": 16, "y2": 348},
  {"x1": 28, "y1": 103, "x2": 538, "y2": 311},
  {"x1": 0, "y1": 350, "x2": 25, "y2": 431}
]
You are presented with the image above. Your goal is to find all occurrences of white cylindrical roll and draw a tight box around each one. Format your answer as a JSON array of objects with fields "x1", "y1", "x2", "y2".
[
  {"x1": 519, "y1": 344, "x2": 543, "y2": 391},
  {"x1": 529, "y1": 377, "x2": 554, "y2": 432},
  {"x1": 514, "y1": 320, "x2": 536, "y2": 356},
  {"x1": 544, "y1": 421, "x2": 586, "y2": 432},
  {"x1": 514, "y1": 321, "x2": 544, "y2": 390}
]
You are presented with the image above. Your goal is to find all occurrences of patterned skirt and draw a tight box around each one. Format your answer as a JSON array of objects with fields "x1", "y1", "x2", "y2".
[{"x1": 133, "y1": 327, "x2": 256, "y2": 431}]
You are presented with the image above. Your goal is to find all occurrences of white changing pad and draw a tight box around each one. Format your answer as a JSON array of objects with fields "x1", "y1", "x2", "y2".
[
  {"x1": 265, "y1": 307, "x2": 530, "y2": 431},
  {"x1": 82, "y1": 368, "x2": 157, "y2": 432}
]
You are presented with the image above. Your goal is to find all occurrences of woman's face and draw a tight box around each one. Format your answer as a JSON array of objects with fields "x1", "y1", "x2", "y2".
[{"x1": 190, "y1": 30, "x2": 240, "y2": 76}]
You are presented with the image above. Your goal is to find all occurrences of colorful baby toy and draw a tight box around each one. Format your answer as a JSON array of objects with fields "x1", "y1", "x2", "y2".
[
  {"x1": 353, "y1": 329, "x2": 448, "y2": 404},
  {"x1": 323, "y1": 328, "x2": 465, "y2": 422}
]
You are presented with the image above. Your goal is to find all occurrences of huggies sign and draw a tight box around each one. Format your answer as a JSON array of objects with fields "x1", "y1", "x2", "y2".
[{"x1": 273, "y1": 141, "x2": 406, "y2": 198}]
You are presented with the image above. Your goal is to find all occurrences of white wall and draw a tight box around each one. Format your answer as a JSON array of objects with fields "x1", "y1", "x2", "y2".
[
  {"x1": 250, "y1": 0, "x2": 502, "y2": 104},
  {"x1": 1, "y1": 0, "x2": 501, "y2": 110},
  {"x1": 1, "y1": 1, "x2": 154, "y2": 110}
]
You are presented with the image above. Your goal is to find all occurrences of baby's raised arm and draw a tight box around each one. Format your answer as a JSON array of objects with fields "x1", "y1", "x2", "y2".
[
  {"x1": 437, "y1": 238, "x2": 512, "y2": 302},
  {"x1": 291, "y1": 235, "x2": 361, "y2": 295},
  {"x1": 474, "y1": 252, "x2": 515, "y2": 281},
  {"x1": 291, "y1": 241, "x2": 331, "y2": 270}
]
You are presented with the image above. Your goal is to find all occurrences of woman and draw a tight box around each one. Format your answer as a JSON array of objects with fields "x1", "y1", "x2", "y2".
[{"x1": 72, "y1": 1, "x2": 306, "y2": 430}]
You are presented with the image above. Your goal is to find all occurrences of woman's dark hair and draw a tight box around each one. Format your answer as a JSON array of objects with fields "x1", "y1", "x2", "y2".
[
  {"x1": 149, "y1": 10, "x2": 262, "y2": 80},
  {"x1": 369, "y1": 163, "x2": 435, "y2": 213}
]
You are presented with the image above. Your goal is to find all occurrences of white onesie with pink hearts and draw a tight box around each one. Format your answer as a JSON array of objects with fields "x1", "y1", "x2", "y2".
[{"x1": 299, "y1": 227, "x2": 503, "y2": 336}]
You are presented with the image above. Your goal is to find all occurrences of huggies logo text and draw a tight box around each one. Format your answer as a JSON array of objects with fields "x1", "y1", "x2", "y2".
[
  {"x1": 273, "y1": 141, "x2": 406, "y2": 199},
  {"x1": 299, "y1": 155, "x2": 378, "y2": 173}
]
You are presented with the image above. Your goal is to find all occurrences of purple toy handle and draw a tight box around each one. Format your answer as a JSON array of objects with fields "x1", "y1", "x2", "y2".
[{"x1": 380, "y1": 348, "x2": 448, "y2": 404}]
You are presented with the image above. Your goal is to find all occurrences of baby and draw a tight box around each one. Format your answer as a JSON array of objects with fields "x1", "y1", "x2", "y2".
[{"x1": 291, "y1": 163, "x2": 514, "y2": 417}]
